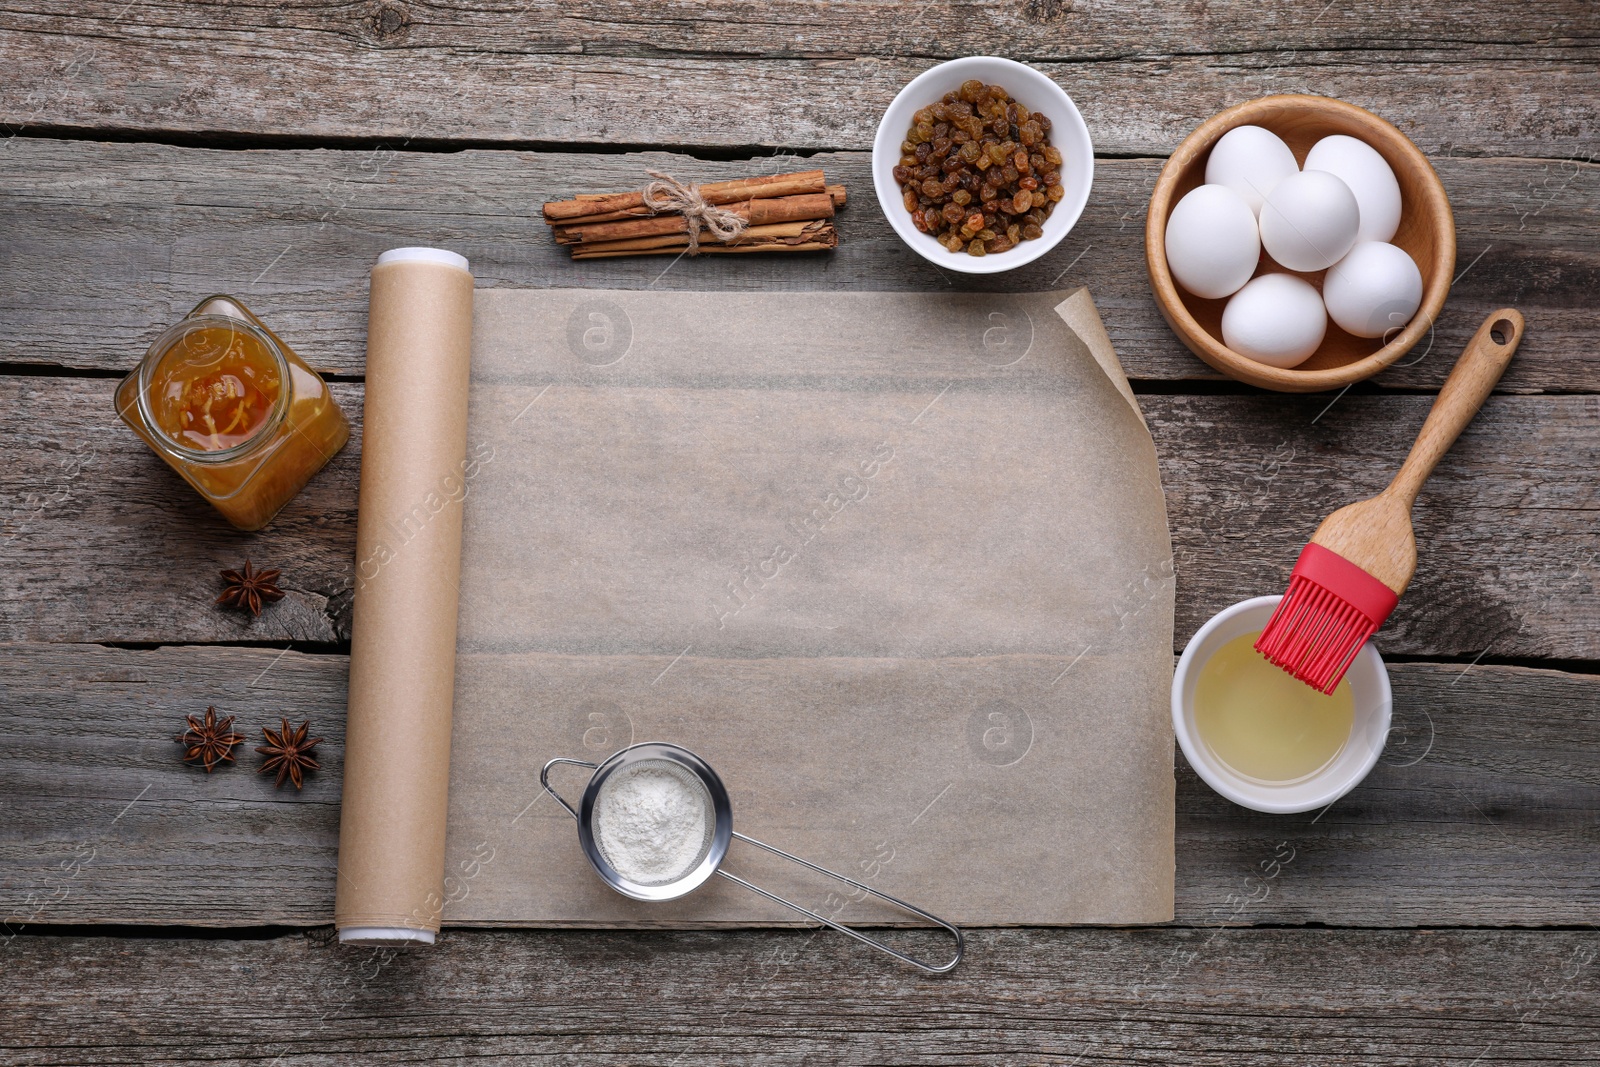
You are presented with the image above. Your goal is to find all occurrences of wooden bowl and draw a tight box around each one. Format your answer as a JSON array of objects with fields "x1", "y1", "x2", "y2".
[{"x1": 1146, "y1": 95, "x2": 1455, "y2": 392}]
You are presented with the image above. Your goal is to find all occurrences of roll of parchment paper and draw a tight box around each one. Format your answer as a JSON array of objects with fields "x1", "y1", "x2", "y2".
[{"x1": 336, "y1": 247, "x2": 474, "y2": 946}]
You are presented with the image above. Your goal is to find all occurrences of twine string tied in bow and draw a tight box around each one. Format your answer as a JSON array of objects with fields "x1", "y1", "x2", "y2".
[{"x1": 640, "y1": 170, "x2": 748, "y2": 254}]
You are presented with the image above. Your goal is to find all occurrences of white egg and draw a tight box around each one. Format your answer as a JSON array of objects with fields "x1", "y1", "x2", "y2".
[
  {"x1": 1205, "y1": 125, "x2": 1300, "y2": 216},
  {"x1": 1305, "y1": 135, "x2": 1402, "y2": 243},
  {"x1": 1323, "y1": 241, "x2": 1424, "y2": 339},
  {"x1": 1221, "y1": 273, "x2": 1327, "y2": 368},
  {"x1": 1259, "y1": 170, "x2": 1361, "y2": 272},
  {"x1": 1164, "y1": 184, "x2": 1261, "y2": 300}
]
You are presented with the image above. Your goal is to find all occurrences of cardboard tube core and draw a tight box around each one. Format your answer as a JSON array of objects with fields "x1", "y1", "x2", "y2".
[{"x1": 334, "y1": 247, "x2": 474, "y2": 945}]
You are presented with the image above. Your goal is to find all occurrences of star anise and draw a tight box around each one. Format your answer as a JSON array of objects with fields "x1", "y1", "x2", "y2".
[
  {"x1": 174, "y1": 706, "x2": 246, "y2": 773},
  {"x1": 257, "y1": 717, "x2": 322, "y2": 790},
  {"x1": 216, "y1": 560, "x2": 285, "y2": 617}
]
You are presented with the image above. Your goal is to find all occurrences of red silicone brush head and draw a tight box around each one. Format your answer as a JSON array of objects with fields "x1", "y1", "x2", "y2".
[{"x1": 1255, "y1": 543, "x2": 1400, "y2": 694}]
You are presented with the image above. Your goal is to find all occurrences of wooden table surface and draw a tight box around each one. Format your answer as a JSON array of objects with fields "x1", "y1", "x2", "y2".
[{"x1": 2, "y1": 2, "x2": 1597, "y2": 1062}]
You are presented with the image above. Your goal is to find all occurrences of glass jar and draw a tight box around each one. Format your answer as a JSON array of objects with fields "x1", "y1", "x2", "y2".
[{"x1": 114, "y1": 295, "x2": 351, "y2": 531}]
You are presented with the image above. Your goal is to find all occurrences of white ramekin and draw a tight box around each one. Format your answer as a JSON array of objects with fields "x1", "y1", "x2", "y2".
[
  {"x1": 871, "y1": 56, "x2": 1094, "y2": 275},
  {"x1": 1172, "y1": 595, "x2": 1393, "y2": 814}
]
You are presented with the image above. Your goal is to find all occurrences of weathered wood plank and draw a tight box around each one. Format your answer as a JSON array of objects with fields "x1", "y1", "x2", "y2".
[
  {"x1": 2, "y1": 928, "x2": 1596, "y2": 1064},
  {"x1": 1, "y1": 2, "x2": 1596, "y2": 157},
  {"x1": 2, "y1": 140, "x2": 1593, "y2": 391},
  {"x1": 3, "y1": 377, "x2": 1595, "y2": 659},
  {"x1": 8, "y1": 0, "x2": 1596, "y2": 66},
  {"x1": 2, "y1": 644, "x2": 1595, "y2": 927}
]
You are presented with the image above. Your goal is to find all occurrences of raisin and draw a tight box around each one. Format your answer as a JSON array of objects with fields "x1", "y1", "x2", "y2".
[{"x1": 897, "y1": 82, "x2": 1064, "y2": 254}]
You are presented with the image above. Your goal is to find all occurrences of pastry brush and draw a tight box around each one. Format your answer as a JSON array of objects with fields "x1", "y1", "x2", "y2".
[{"x1": 1255, "y1": 309, "x2": 1525, "y2": 693}]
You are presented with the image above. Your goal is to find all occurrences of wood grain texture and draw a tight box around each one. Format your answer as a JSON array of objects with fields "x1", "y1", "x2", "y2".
[
  {"x1": 1, "y1": 644, "x2": 1595, "y2": 928},
  {"x1": 0, "y1": 2, "x2": 1596, "y2": 157},
  {"x1": 1, "y1": 140, "x2": 1593, "y2": 391},
  {"x1": 1, "y1": 927, "x2": 1597, "y2": 1064},
  {"x1": 3, "y1": 376, "x2": 1595, "y2": 659}
]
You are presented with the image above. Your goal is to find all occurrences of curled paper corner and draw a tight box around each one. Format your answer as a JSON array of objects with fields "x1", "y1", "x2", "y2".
[{"x1": 1052, "y1": 287, "x2": 1146, "y2": 431}]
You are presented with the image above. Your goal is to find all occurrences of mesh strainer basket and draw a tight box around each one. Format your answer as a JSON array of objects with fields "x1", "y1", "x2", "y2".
[{"x1": 541, "y1": 742, "x2": 963, "y2": 973}]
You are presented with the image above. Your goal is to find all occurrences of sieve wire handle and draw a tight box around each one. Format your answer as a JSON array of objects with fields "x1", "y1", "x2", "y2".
[
  {"x1": 540, "y1": 757, "x2": 598, "y2": 819},
  {"x1": 716, "y1": 831, "x2": 964, "y2": 974}
]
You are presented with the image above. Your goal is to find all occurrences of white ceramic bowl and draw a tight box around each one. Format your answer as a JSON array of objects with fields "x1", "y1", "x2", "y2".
[
  {"x1": 1172, "y1": 595, "x2": 1393, "y2": 814},
  {"x1": 872, "y1": 56, "x2": 1094, "y2": 275}
]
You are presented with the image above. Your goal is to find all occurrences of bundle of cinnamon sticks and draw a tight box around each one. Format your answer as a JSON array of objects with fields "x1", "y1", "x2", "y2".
[{"x1": 542, "y1": 170, "x2": 844, "y2": 259}]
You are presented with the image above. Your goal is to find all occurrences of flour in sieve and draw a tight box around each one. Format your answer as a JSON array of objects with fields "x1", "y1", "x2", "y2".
[{"x1": 595, "y1": 763, "x2": 711, "y2": 884}]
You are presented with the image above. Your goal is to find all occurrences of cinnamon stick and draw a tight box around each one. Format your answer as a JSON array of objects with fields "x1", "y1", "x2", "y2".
[
  {"x1": 556, "y1": 182, "x2": 848, "y2": 227},
  {"x1": 552, "y1": 192, "x2": 835, "y2": 245},
  {"x1": 568, "y1": 220, "x2": 836, "y2": 257},
  {"x1": 542, "y1": 170, "x2": 826, "y2": 223},
  {"x1": 572, "y1": 237, "x2": 837, "y2": 259}
]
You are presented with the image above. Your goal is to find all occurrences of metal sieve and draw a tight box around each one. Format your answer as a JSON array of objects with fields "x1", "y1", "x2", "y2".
[{"x1": 541, "y1": 742, "x2": 964, "y2": 973}]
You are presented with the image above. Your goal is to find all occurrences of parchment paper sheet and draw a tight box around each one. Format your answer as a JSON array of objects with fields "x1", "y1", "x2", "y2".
[{"x1": 442, "y1": 288, "x2": 1175, "y2": 926}]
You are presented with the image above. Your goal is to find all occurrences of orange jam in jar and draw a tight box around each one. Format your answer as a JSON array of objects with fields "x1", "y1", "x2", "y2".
[{"x1": 115, "y1": 296, "x2": 350, "y2": 531}]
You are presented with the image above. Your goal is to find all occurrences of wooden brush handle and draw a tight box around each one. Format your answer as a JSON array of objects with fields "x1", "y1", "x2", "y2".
[{"x1": 1389, "y1": 309, "x2": 1524, "y2": 508}]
